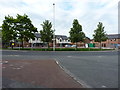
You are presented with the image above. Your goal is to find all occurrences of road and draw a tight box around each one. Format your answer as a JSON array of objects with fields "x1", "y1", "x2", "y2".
[{"x1": 2, "y1": 50, "x2": 119, "y2": 88}]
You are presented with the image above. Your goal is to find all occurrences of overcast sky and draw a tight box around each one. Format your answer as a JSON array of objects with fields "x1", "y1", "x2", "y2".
[{"x1": 0, "y1": 0, "x2": 119, "y2": 39}]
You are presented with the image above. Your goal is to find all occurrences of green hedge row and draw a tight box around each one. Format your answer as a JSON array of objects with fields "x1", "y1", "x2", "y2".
[{"x1": 5, "y1": 48, "x2": 114, "y2": 51}]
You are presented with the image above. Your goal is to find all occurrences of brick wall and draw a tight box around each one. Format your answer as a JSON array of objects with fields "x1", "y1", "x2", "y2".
[{"x1": 92, "y1": 38, "x2": 120, "y2": 48}]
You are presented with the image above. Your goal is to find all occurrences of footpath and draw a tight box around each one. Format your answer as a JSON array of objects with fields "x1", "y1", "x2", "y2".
[{"x1": 2, "y1": 60, "x2": 82, "y2": 88}]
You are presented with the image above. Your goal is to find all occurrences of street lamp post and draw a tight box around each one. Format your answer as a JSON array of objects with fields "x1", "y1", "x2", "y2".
[{"x1": 53, "y1": 3, "x2": 55, "y2": 51}]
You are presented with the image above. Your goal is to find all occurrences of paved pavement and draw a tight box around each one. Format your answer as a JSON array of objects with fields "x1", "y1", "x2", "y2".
[
  {"x1": 2, "y1": 60, "x2": 82, "y2": 88},
  {"x1": 2, "y1": 50, "x2": 119, "y2": 88}
]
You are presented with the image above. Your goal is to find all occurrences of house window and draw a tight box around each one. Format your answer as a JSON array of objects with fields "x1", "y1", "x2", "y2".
[
  {"x1": 102, "y1": 44, "x2": 103, "y2": 47},
  {"x1": 102, "y1": 44, "x2": 106, "y2": 47},
  {"x1": 60, "y1": 39, "x2": 62, "y2": 42},
  {"x1": 33, "y1": 39, "x2": 35, "y2": 41}
]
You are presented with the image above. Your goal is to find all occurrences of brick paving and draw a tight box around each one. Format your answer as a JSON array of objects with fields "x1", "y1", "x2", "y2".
[{"x1": 2, "y1": 60, "x2": 83, "y2": 88}]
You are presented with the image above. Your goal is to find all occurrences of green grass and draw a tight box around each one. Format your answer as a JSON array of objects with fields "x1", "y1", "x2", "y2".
[{"x1": 2, "y1": 47, "x2": 115, "y2": 51}]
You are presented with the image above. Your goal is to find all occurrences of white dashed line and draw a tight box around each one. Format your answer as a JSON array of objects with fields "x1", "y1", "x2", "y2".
[
  {"x1": 67, "y1": 56, "x2": 72, "y2": 58},
  {"x1": 7, "y1": 55, "x2": 20, "y2": 57},
  {"x1": 101, "y1": 85, "x2": 107, "y2": 88}
]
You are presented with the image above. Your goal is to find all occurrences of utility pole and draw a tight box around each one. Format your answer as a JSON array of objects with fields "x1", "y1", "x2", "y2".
[{"x1": 53, "y1": 3, "x2": 55, "y2": 51}]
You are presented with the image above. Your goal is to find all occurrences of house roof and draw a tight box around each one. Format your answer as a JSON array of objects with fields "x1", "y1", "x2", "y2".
[
  {"x1": 55, "y1": 35, "x2": 68, "y2": 40},
  {"x1": 34, "y1": 33, "x2": 68, "y2": 40},
  {"x1": 107, "y1": 34, "x2": 120, "y2": 39},
  {"x1": 34, "y1": 33, "x2": 41, "y2": 38}
]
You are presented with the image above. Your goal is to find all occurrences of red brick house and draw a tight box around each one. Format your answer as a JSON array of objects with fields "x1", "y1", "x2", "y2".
[{"x1": 92, "y1": 34, "x2": 120, "y2": 48}]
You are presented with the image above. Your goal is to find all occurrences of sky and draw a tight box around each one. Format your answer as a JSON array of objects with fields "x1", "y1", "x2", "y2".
[{"x1": 0, "y1": 0, "x2": 119, "y2": 39}]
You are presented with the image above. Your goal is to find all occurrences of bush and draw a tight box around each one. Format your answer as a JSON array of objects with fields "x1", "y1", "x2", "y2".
[{"x1": 6, "y1": 47, "x2": 114, "y2": 51}]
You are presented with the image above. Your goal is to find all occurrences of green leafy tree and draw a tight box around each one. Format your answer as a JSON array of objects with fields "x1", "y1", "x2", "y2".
[
  {"x1": 0, "y1": 26, "x2": 2, "y2": 39},
  {"x1": 40, "y1": 20, "x2": 53, "y2": 48},
  {"x1": 1, "y1": 14, "x2": 37, "y2": 48},
  {"x1": 69, "y1": 19, "x2": 85, "y2": 49},
  {"x1": 0, "y1": 26, "x2": 2, "y2": 48},
  {"x1": 15, "y1": 14, "x2": 37, "y2": 48},
  {"x1": 93, "y1": 22, "x2": 107, "y2": 49},
  {"x1": 1, "y1": 15, "x2": 17, "y2": 48}
]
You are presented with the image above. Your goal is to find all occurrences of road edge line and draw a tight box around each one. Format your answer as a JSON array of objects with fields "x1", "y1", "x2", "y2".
[{"x1": 54, "y1": 59, "x2": 91, "y2": 88}]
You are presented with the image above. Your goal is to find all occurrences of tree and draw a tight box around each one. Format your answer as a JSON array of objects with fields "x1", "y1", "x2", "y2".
[
  {"x1": 69, "y1": 19, "x2": 85, "y2": 49},
  {"x1": 1, "y1": 15, "x2": 17, "y2": 48},
  {"x1": 0, "y1": 26, "x2": 2, "y2": 48},
  {"x1": 93, "y1": 22, "x2": 108, "y2": 49},
  {"x1": 1, "y1": 14, "x2": 38, "y2": 48},
  {"x1": 0, "y1": 26, "x2": 2, "y2": 39},
  {"x1": 15, "y1": 14, "x2": 38, "y2": 48},
  {"x1": 40, "y1": 20, "x2": 53, "y2": 48}
]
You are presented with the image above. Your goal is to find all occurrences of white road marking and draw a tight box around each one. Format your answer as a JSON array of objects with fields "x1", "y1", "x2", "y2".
[
  {"x1": 21, "y1": 51, "x2": 28, "y2": 52},
  {"x1": 4, "y1": 61, "x2": 8, "y2": 63},
  {"x1": 101, "y1": 85, "x2": 107, "y2": 88},
  {"x1": 56, "y1": 61, "x2": 59, "y2": 64},
  {"x1": 54, "y1": 58, "x2": 91, "y2": 88},
  {"x1": 16, "y1": 68, "x2": 21, "y2": 69},
  {"x1": 98, "y1": 56, "x2": 102, "y2": 58},
  {"x1": 13, "y1": 67, "x2": 21, "y2": 70},
  {"x1": 9, "y1": 64, "x2": 14, "y2": 66},
  {"x1": 2, "y1": 67, "x2": 6, "y2": 69},
  {"x1": 7, "y1": 55, "x2": 20, "y2": 56},
  {"x1": 67, "y1": 56, "x2": 72, "y2": 58}
]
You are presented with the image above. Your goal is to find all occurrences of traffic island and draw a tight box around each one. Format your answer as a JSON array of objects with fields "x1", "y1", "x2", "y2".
[{"x1": 2, "y1": 60, "x2": 83, "y2": 88}]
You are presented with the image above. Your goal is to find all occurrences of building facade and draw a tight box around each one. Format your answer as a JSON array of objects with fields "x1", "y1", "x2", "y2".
[
  {"x1": 29, "y1": 33, "x2": 43, "y2": 47},
  {"x1": 92, "y1": 34, "x2": 120, "y2": 48},
  {"x1": 55, "y1": 35, "x2": 71, "y2": 47},
  {"x1": 29, "y1": 33, "x2": 71, "y2": 47}
]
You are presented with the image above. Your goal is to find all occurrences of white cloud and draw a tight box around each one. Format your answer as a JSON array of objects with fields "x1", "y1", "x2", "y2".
[{"x1": 0, "y1": 0, "x2": 119, "y2": 38}]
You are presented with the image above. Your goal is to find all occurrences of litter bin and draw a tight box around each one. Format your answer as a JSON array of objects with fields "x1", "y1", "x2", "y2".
[{"x1": 88, "y1": 43, "x2": 95, "y2": 47}]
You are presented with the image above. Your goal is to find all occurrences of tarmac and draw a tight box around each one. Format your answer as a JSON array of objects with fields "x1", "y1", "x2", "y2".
[{"x1": 2, "y1": 60, "x2": 83, "y2": 88}]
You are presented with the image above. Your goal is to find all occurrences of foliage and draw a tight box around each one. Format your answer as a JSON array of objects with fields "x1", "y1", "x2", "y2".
[
  {"x1": 0, "y1": 26, "x2": 2, "y2": 47},
  {"x1": 40, "y1": 20, "x2": 53, "y2": 48},
  {"x1": 1, "y1": 15, "x2": 17, "y2": 48},
  {"x1": 15, "y1": 14, "x2": 37, "y2": 47},
  {"x1": 1, "y1": 14, "x2": 38, "y2": 48},
  {"x1": 2, "y1": 16, "x2": 16, "y2": 42},
  {"x1": 0, "y1": 26, "x2": 2, "y2": 38},
  {"x1": 5, "y1": 47, "x2": 114, "y2": 51},
  {"x1": 69, "y1": 19, "x2": 85, "y2": 49},
  {"x1": 93, "y1": 22, "x2": 108, "y2": 49}
]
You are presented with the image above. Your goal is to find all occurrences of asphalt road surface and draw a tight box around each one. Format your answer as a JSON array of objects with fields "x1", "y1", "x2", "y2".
[{"x1": 2, "y1": 50, "x2": 119, "y2": 88}]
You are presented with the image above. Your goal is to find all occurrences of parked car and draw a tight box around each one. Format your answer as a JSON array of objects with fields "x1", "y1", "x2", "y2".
[
  {"x1": 71, "y1": 45, "x2": 76, "y2": 47},
  {"x1": 65, "y1": 45, "x2": 71, "y2": 47},
  {"x1": 65, "y1": 44, "x2": 76, "y2": 48}
]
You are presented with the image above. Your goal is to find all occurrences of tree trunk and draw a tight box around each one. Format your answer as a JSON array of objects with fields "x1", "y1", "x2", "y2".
[
  {"x1": 100, "y1": 42, "x2": 101, "y2": 50},
  {"x1": 75, "y1": 42, "x2": 77, "y2": 50},
  {"x1": 11, "y1": 42, "x2": 14, "y2": 49},
  {"x1": 22, "y1": 40, "x2": 24, "y2": 48},
  {"x1": 47, "y1": 42, "x2": 50, "y2": 49}
]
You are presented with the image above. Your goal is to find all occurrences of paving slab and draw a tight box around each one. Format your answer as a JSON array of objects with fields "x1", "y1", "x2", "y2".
[{"x1": 2, "y1": 60, "x2": 82, "y2": 88}]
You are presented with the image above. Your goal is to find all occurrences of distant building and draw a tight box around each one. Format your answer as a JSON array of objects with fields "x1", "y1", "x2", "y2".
[
  {"x1": 29, "y1": 33, "x2": 71, "y2": 47},
  {"x1": 106, "y1": 34, "x2": 120, "y2": 48},
  {"x1": 29, "y1": 33, "x2": 43, "y2": 47},
  {"x1": 55, "y1": 35, "x2": 71, "y2": 47},
  {"x1": 92, "y1": 34, "x2": 120, "y2": 48},
  {"x1": 71, "y1": 37, "x2": 91, "y2": 47}
]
